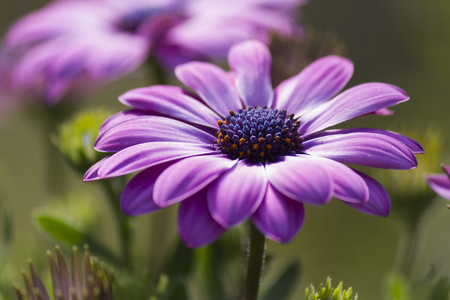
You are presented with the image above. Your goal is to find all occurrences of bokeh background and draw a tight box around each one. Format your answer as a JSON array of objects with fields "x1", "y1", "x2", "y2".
[{"x1": 1, "y1": 0, "x2": 450, "y2": 299}]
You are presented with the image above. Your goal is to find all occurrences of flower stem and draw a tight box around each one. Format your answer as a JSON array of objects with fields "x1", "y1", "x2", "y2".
[
  {"x1": 395, "y1": 220, "x2": 420, "y2": 278},
  {"x1": 243, "y1": 223, "x2": 266, "y2": 300},
  {"x1": 102, "y1": 177, "x2": 132, "y2": 269},
  {"x1": 146, "y1": 55, "x2": 169, "y2": 85}
]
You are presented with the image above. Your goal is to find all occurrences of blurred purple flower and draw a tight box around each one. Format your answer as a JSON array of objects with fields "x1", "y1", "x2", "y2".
[
  {"x1": 2, "y1": 0, "x2": 304, "y2": 104},
  {"x1": 425, "y1": 165, "x2": 450, "y2": 200},
  {"x1": 84, "y1": 40, "x2": 423, "y2": 248}
]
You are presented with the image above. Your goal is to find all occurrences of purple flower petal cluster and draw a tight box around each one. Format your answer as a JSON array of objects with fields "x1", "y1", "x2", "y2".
[
  {"x1": 2, "y1": 0, "x2": 304, "y2": 104},
  {"x1": 426, "y1": 165, "x2": 450, "y2": 200},
  {"x1": 85, "y1": 40, "x2": 423, "y2": 248}
]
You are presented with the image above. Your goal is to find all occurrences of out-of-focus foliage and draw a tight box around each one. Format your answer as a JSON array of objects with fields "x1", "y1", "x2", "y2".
[
  {"x1": 33, "y1": 210, "x2": 118, "y2": 264},
  {"x1": 270, "y1": 29, "x2": 347, "y2": 86},
  {"x1": 0, "y1": 202, "x2": 13, "y2": 300},
  {"x1": 371, "y1": 126, "x2": 444, "y2": 224},
  {"x1": 386, "y1": 273, "x2": 412, "y2": 300},
  {"x1": 261, "y1": 260, "x2": 301, "y2": 300},
  {"x1": 52, "y1": 108, "x2": 111, "y2": 174}
]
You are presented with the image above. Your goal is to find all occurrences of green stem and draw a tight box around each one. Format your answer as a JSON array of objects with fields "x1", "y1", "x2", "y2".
[
  {"x1": 243, "y1": 223, "x2": 266, "y2": 300},
  {"x1": 146, "y1": 55, "x2": 169, "y2": 85},
  {"x1": 28, "y1": 100, "x2": 80, "y2": 196},
  {"x1": 395, "y1": 220, "x2": 420, "y2": 278},
  {"x1": 101, "y1": 177, "x2": 132, "y2": 269}
]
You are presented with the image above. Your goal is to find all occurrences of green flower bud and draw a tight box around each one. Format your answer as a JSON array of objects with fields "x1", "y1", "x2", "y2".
[
  {"x1": 52, "y1": 108, "x2": 111, "y2": 174},
  {"x1": 305, "y1": 277, "x2": 357, "y2": 300}
]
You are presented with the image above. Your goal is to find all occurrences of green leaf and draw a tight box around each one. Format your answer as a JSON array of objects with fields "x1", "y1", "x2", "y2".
[
  {"x1": 262, "y1": 261, "x2": 301, "y2": 300},
  {"x1": 33, "y1": 211, "x2": 118, "y2": 263},
  {"x1": 35, "y1": 212, "x2": 84, "y2": 245}
]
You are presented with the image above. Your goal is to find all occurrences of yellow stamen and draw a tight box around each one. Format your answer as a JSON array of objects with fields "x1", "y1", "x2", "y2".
[{"x1": 252, "y1": 144, "x2": 259, "y2": 150}]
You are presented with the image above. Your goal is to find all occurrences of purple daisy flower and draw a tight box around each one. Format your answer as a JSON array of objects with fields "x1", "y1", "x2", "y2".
[
  {"x1": 84, "y1": 40, "x2": 423, "y2": 248},
  {"x1": 425, "y1": 165, "x2": 450, "y2": 200},
  {"x1": 2, "y1": 0, "x2": 304, "y2": 104}
]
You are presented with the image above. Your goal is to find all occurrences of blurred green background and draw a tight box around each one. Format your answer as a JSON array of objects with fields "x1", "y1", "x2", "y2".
[{"x1": 1, "y1": 0, "x2": 450, "y2": 299}]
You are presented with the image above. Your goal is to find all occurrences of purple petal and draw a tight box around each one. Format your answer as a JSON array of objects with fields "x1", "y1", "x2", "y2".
[
  {"x1": 121, "y1": 165, "x2": 169, "y2": 216},
  {"x1": 175, "y1": 62, "x2": 243, "y2": 116},
  {"x1": 344, "y1": 171, "x2": 390, "y2": 217},
  {"x1": 153, "y1": 155, "x2": 237, "y2": 207},
  {"x1": 303, "y1": 131, "x2": 418, "y2": 170},
  {"x1": 425, "y1": 174, "x2": 450, "y2": 200},
  {"x1": 99, "y1": 109, "x2": 151, "y2": 135},
  {"x1": 372, "y1": 108, "x2": 393, "y2": 116},
  {"x1": 228, "y1": 40, "x2": 273, "y2": 107},
  {"x1": 84, "y1": 157, "x2": 109, "y2": 181},
  {"x1": 252, "y1": 183, "x2": 305, "y2": 243},
  {"x1": 442, "y1": 164, "x2": 450, "y2": 177},
  {"x1": 314, "y1": 157, "x2": 369, "y2": 203},
  {"x1": 97, "y1": 142, "x2": 216, "y2": 178},
  {"x1": 119, "y1": 85, "x2": 221, "y2": 129},
  {"x1": 5, "y1": 1, "x2": 113, "y2": 48},
  {"x1": 95, "y1": 116, "x2": 215, "y2": 152},
  {"x1": 274, "y1": 56, "x2": 354, "y2": 115},
  {"x1": 178, "y1": 189, "x2": 227, "y2": 248},
  {"x1": 207, "y1": 159, "x2": 267, "y2": 228},
  {"x1": 265, "y1": 155, "x2": 333, "y2": 205},
  {"x1": 299, "y1": 83, "x2": 409, "y2": 135},
  {"x1": 305, "y1": 127, "x2": 424, "y2": 154}
]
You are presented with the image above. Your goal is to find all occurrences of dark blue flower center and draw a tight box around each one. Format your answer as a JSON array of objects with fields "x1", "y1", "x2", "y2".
[
  {"x1": 215, "y1": 106, "x2": 302, "y2": 163},
  {"x1": 119, "y1": 6, "x2": 179, "y2": 33}
]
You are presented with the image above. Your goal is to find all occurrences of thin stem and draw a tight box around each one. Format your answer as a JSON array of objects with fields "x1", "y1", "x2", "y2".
[
  {"x1": 101, "y1": 177, "x2": 132, "y2": 269},
  {"x1": 146, "y1": 55, "x2": 169, "y2": 85},
  {"x1": 242, "y1": 223, "x2": 266, "y2": 300},
  {"x1": 394, "y1": 220, "x2": 420, "y2": 278},
  {"x1": 30, "y1": 103, "x2": 73, "y2": 196}
]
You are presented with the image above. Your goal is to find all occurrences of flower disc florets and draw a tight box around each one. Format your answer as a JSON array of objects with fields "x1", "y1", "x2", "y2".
[{"x1": 215, "y1": 106, "x2": 302, "y2": 163}]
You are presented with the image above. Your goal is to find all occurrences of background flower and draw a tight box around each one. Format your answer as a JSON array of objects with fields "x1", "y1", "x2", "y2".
[
  {"x1": 1, "y1": 0, "x2": 305, "y2": 104},
  {"x1": 84, "y1": 40, "x2": 422, "y2": 248},
  {"x1": 425, "y1": 164, "x2": 450, "y2": 201}
]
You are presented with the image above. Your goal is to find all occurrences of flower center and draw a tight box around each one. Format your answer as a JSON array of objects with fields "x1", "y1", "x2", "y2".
[
  {"x1": 119, "y1": 4, "x2": 183, "y2": 34},
  {"x1": 215, "y1": 106, "x2": 302, "y2": 163},
  {"x1": 119, "y1": 7, "x2": 166, "y2": 33}
]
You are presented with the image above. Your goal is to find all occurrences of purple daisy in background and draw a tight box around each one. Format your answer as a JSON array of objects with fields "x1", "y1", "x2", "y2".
[
  {"x1": 2, "y1": 0, "x2": 304, "y2": 104},
  {"x1": 425, "y1": 165, "x2": 450, "y2": 200},
  {"x1": 84, "y1": 40, "x2": 423, "y2": 248}
]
